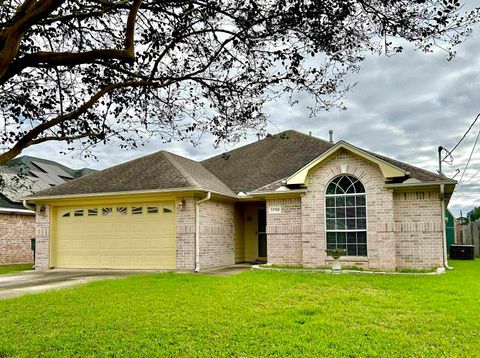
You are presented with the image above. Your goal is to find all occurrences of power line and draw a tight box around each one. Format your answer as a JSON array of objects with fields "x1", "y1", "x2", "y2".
[
  {"x1": 456, "y1": 126, "x2": 480, "y2": 189},
  {"x1": 443, "y1": 112, "x2": 480, "y2": 162}
]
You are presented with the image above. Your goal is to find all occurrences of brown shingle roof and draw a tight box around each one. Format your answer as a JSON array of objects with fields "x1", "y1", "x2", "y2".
[
  {"x1": 28, "y1": 151, "x2": 235, "y2": 198},
  {"x1": 27, "y1": 130, "x2": 453, "y2": 199},
  {"x1": 202, "y1": 130, "x2": 451, "y2": 193},
  {"x1": 202, "y1": 130, "x2": 334, "y2": 193}
]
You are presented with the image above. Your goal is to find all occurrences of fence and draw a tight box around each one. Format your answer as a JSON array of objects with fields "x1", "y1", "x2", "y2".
[{"x1": 456, "y1": 222, "x2": 480, "y2": 258}]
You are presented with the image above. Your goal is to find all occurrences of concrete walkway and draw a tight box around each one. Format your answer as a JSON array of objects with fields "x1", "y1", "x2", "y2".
[
  {"x1": 201, "y1": 264, "x2": 253, "y2": 276},
  {"x1": 0, "y1": 270, "x2": 138, "y2": 300}
]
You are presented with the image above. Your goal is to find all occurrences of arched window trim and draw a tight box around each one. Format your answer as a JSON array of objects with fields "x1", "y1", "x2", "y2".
[{"x1": 325, "y1": 174, "x2": 368, "y2": 257}]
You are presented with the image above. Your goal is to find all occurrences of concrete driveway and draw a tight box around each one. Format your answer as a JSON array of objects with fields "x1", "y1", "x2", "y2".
[{"x1": 0, "y1": 270, "x2": 138, "y2": 299}]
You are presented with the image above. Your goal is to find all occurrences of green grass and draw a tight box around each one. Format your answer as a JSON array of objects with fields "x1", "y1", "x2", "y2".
[
  {"x1": 0, "y1": 263, "x2": 33, "y2": 275},
  {"x1": 1, "y1": 260, "x2": 479, "y2": 357}
]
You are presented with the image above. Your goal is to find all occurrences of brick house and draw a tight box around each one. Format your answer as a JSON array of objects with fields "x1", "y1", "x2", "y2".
[
  {"x1": 0, "y1": 156, "x2": 94, "y2": 265},
  {"x1": 24, "y1": 130, "x2": 456, "y2": 271}
]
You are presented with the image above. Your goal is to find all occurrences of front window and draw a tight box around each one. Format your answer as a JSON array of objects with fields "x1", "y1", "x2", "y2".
[{"x1": 325, "y1": 175, "x2": 367, "y2": 256}]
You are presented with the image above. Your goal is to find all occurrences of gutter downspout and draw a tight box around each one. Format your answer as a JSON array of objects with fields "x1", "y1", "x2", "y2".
[
  {"x1": 195, "y1": 192, "x2": 211, "y2": 273},
  {"x1": 440, "y1": 184, "x2": 453, "y2": 270},
  {"x1": 23, "y1": 200, "x2": 35, "y2": 211}
]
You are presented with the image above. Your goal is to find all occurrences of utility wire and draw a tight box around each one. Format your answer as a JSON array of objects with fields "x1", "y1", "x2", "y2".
[
  {"x1": 443, "y1": 112, "x2": 480, "y2": 162},
  {"x1": 456, "y1": 126, "x2": 480, "y2": 189}
]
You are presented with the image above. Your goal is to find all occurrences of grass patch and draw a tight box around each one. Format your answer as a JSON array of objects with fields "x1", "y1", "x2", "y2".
[
  {"x1": 396, "y1": 267, "x2": 437, "y2": 274},
  {"x1": 0, "y1": 260, "x2": 479, "y2": 356},
  {"x1": 0, "y1": 263, "x2": 33, "y2": 275}
]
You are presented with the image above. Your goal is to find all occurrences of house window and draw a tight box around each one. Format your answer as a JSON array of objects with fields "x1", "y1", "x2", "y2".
[
  {"x1": 132, "y1": 206, "x2": 143, "y2": 215},
  {"x1": 117, "y1": 207, "x2": 127, "y2": 215},
  {"x1": 88, "y1": 208, "x2": 98, "y2": 216},
  {"x1": 325, "y1": 175, "x2": 367, "y2": 256},
  {"x1": 61, "y1": 211, "x2": 70, "y2": 218},
  {"x1": 102, "y1": 207, "x2": 113, "y2": 216},
  {"x1": 147, "y1": 206, "x2": 159, "y2": 214},
  {"x1": 73, "y1": 209, "x2": 84, "y2": 217}
]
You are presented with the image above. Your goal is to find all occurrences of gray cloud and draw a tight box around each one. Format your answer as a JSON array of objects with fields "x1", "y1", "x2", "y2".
[{"x1": 24, "y1": 16, "x2": 480, "y2": 217}]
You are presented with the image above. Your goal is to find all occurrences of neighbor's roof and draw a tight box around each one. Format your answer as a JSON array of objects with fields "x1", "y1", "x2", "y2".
[
  {"x1": 26, "y1": 130, "x2": 453, "y2": 199},
  {"x1": 27, "y1": 151, "x2": 236, "y2": 198}
]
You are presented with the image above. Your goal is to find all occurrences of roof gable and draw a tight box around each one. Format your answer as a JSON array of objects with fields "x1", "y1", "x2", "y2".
[{"x1": 286, "y1": 141, "x2": 407, "y2": 185}]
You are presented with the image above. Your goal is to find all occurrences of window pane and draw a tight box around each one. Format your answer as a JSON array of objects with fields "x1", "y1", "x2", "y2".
[
  {"x1": 347, "y1": 232, "x2": 357, "y2": 244},
  {"x1": 62, "y1": 211, "x2": 70, "y2": 217},
  {"x1": 346, "y1": 207, "x2": 355, "y2": 218},
  {"x1": 335, "y1": 219, "x2": 346, "y2": 230},
  {"x1": 74, "y1": 209, "x2": 84, "y2": 217},
  {"x1": 354, "y1": 181, "x2": 365, "y2": 193},
  {"x1": 88, "y1": 208, "x2": 97, "y2": 216},
  {"x1": 327, "y1": 243, "x2": 336, "y2": 250},
  {"x1": 163, "y1": 207, "x2": 173, "y2": 213},
  {"x1": 346, "y1": 219, "x2": 356, "y2": 230},
  {"x1": 132, "y1": 206, "x2": 143, "y2": 215},
  {"x1": 326, "y1": 208, "x2": 335, "y2": 218},
  {"x1": 326, "y1": 183, "x2": 336, "y2": 194},
  {"x1": 356, "y1": 195, "x2": 366, "y2": 206},
  {"x1": 117, "y1": 207, "x2": 127, "y2": 215},
  {"x1": 347, "y1": 244, "x2": 357, "y2": 256},
  {"x1": 336, "y1": 207, "x2": 345, "y2": 218},
  {"x1": 356, "y1": 207, "x2": 366, "y2": 218},
  {"x1": 338, "y1": 176, "x2": 352, "y2": 193},
  {"x1": 102, "y1": 207, "x2": 112, "y2": 216},
  {"x1": 326, "y1": 197, "x2": 335, "y2": 207},
  {"x1": 357, "y1": 232, "x2": 367, "y2": 244},
  {"x1": 346, "y1": 196, "x2": 355, "y2": 206},
  {"x1": 358, "y1": 244, "x2": 368, "y2": 256},
  {"x1": 335, "y1": 196, "x2": 345, "y2": 207},
  {"x1": 337, "y1": 243, "x2": 346, "y2": 250},
  {"x1": 147, "y1": 206, "x2": 159, "y2": 214},
  {"x1": 326, "y1": 219, "x2": 336, "y2": 230},
  {"x1": 357, "y1": 219, "x2": 367, "y2": 229},
  {"x1": 327, "y1": 232, "x2": 336, "y2": 244},
  {"x1": 337, "y1": 232, "x2": 346, "y2": 244}
]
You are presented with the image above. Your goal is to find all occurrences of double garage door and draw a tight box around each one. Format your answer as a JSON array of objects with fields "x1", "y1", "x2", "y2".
[{"x1": 55, "y1": 201, "x2": 176, "y2": 269}]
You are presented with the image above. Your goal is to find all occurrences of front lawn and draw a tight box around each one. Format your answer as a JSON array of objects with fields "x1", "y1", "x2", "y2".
[
  {"x1": 0, "y1": 263, "x2": 33, "y2": 275},
  {"x1": 1, "y1": 260, "x2": 479, "y2": 357}
]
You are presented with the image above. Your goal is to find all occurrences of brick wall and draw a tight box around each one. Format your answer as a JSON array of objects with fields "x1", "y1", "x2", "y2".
[
  {"x1": 199, "y1": 200, "x2": 235, "y2": 269},
  {"x1": 393, "y1": 191, "x2": 443, "y2": 269},
  {"x1": 266, "y1": 198, "x2": 303, "y2": 265},
  {"x1": 35, "y1": 205, "x2": 50, "y2": 270},
  {"x1": 0, "y1": 213, "x2": 35, "y2": 264},
  {"x1": 176, "y1": 196, "x2": 196, "y2": 271},
  {"x1": 265, "y1": 149, "x2": 443, "y2": 270}
]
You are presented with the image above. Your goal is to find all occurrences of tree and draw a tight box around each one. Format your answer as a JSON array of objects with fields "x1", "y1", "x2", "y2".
[
  {"x1": 467, "y1": 207, "x2": 480, "y2": 223},
  {"x1": 0, "y1": 0, "x2": 478, "y2": 164}
]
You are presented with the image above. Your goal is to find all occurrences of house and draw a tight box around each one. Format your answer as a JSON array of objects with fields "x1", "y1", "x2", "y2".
[
  {"x1": 23, "y1": 130, "x2": 456, "y2": 271},
  {"x1": 0, "y1": 156, "x2": 94, "y2": 265}
]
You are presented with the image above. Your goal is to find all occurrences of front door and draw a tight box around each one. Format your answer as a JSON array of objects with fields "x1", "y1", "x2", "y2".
[{"x1": 258, "y1": 208, "x2": 267, "y2": 259}]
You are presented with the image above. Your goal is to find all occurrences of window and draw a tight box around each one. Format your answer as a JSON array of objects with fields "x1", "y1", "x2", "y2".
[
  {"x1": 61, "y1": 211, "x2": 70, "y2": 218},
  {"x1": 73, "y1": 209, "x2": 84, "y2": 217},
  {"x1": 88, "y1": 208, "x2": 98, "y2": 216},
  {"x1": 102, "y1": 207, "x2": 113, "y2": 216},
  {"x1": 117, "y1": 207, "x2": 127, "y2": 215},
  {"x1": 325, "y1": 175, "x2": 367, "y2": 256},
  {"x1": 163, "y1": 207, "x2": 173, "y2": 213},
  {"x1": 147, "y1": 206, "x2": 159, "y2": 214},
  {"x1": 132, "y1": 206, "x2": 143, "y2": 215}
]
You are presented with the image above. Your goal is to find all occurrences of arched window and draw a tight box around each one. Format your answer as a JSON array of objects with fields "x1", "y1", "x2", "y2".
[{"x1": 325, "y1": 175, "x2": 367, "y2": 256}]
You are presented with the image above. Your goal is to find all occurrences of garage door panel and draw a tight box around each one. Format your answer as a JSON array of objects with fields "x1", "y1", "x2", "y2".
[{"x1": 55, "y1": 201, "x2": 176, "y2": 269}]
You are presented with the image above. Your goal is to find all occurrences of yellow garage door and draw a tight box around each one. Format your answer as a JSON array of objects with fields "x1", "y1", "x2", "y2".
[{"x1": 55, "y1": 201, "x2": 176, "y2": 269}]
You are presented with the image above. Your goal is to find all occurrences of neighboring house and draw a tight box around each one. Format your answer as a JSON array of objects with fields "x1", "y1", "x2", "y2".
[
  {"x1": 24, "y1": 130, "x2": 456, "y2": 271},
  {"x1": 0, "y1": 156, "x2": 94, "y2": 264}
]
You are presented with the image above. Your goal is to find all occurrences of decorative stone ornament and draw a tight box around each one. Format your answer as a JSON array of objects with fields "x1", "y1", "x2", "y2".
[{"x1": 325, "y1": 248, "x2": 346, "y2": 274}]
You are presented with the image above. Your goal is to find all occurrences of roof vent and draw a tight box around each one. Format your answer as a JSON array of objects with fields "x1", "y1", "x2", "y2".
[
  {"x1": 275, "y1": 185, "x2": 290, "y2": 192},
  {"x1": 237, "y1": 192, "x2": 247, "y2": 197},
  {"x1": 329, "y1": 130, "x2": 334, "y2": 143}
]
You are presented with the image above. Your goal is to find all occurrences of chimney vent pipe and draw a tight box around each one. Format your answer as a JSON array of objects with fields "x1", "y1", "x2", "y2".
[{"x1": 329, "y1": 130, "x2": 334, "y2": 143}]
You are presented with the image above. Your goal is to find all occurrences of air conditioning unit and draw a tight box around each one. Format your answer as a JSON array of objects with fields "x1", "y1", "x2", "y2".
[{"x1": 450, "y1": 245, "x2": 475, "y2": 260}]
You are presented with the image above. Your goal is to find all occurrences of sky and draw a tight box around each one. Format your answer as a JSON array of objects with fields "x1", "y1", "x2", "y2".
[{"x1": 24, "y1": 9, "x2": 480, "y2": 217}]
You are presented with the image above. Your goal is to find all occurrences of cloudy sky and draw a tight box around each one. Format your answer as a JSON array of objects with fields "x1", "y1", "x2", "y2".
[{"x1": 25, "y1": 8, "x2": 480, "y2": 217}]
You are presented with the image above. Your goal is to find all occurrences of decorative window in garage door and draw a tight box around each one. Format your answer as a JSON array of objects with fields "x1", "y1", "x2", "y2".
[{"x1": 325, "y1": 175, "x2": 367, "y2": 257}]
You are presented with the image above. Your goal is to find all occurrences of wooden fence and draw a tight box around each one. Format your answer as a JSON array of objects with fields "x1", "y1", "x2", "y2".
[{"x1": 456, "y1": 222, "x2": 480, "y2": 258}]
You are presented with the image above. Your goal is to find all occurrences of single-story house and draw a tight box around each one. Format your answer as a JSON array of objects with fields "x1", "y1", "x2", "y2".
[
  {"x1": 24, "y1": 130, "x2": 456, "y2": 271},
  {"x1": 0, "y1": 156, "x2": 94, "y2": 264}
]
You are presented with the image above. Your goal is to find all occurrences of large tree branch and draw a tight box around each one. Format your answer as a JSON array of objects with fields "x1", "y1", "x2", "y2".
[
  {"x1": 0, "y1": 0, "x2": 142, "y2": 84},
  {"x1": 0, "y1": 78, "x2": 159, "y2": 164}
]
